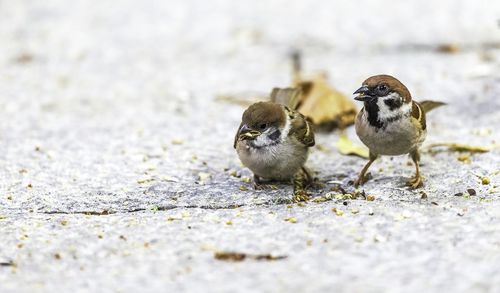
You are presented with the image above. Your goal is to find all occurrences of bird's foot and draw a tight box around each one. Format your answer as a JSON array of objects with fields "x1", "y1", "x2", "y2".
[
  {"x1": 292, "y1": 190, "x2": 310, "y2": 203},
  {"x1": 253, "y1": 183, "x2": 278, "y2": 190},
  {"x1": 354, "y1": 172, "x2": 372, "y2": 188},
  {"x1": 406, "y1": 175, "x2": 423, "y2": 189}
]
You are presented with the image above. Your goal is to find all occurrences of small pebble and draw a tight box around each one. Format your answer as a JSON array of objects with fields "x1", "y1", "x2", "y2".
[{"x1": 466, "y1": 189, "x2": 476, "y2": 196}]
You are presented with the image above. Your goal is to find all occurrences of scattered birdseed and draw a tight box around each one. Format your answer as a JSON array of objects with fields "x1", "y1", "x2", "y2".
[
  {"x1": 137, "y1": 177, "x2": 154, "y2": 184},
  {"x1": 163, "y1": 175, "x2": 179, "y2": 182},
  {"x1": 284, "y1": 217, "x2": 297, "y2": 223},
  {"x1": 332, "y1": 208, "x2": 344, "y2": 216},
  {"x1": 366, "y1": 195, "x2": 375, "y2": 201},
  {"x1": 171, "y1": 138, "x2": 184, "y2": 145},
  {"x1": 198, "y1": 172, "x2": 211, "y2": 184}
]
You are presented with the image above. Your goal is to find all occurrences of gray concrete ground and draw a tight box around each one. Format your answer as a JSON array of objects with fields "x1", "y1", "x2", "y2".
[{"x1": 1, "y1": 1, "x2": 500, "y2": 292}]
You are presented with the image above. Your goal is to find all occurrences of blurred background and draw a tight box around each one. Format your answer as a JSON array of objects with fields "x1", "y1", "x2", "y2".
[{"x1": 1, "y1": 0, "x2": 499, "y2": 112}]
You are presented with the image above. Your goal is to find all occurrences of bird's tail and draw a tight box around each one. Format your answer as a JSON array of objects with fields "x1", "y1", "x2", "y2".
[
  {"x1": 270, "y1": 87, "x2": 303, "y2": 110},
  {"x1": 419, "y1": 100, "x2": 446, "y2": 113}
]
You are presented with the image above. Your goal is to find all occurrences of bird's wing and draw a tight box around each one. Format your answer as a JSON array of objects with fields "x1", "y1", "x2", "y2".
[
  {"x1": 270, "y1": 87, "x2": 303, "y2": 110},
  {"x1": 411, "y1": 101, "x2": 427, "y2": 130},
  {"x1": 290, "y1": 113, "x2": 315, "y2": 147}
]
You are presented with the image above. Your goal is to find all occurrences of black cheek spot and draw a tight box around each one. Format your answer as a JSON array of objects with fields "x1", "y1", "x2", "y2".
[
  {"x1": 269, "y1": 129, "x2": 281, "y2": 141},
  {"x1": 384, "y1": 99, "x2": 403, "y2": 111}
]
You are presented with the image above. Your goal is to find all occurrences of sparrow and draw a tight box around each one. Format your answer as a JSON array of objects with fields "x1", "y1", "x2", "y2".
[
  {"x1": 352, "y1": 74, "x2": 445, "y2": 188},
  {"x1": 234, "y1": 88, "x2": 315, "y2": 201}
]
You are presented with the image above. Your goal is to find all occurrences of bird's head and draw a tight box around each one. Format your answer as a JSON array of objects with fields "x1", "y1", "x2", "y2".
[
  {"x1": 236, "y1": 102, "x2": 286, "y2": 148},
  {"x1": 354, "y1": 74, "x2": 412, "y2": 105},
  {"x1": 353, "y1": 75, "x2": 413, "y2": 120}
]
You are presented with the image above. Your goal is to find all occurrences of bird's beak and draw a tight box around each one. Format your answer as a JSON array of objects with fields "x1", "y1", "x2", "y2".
[
  {"x1": 353, "y1": 85, "x2": 374, "y2": 102},
  {"x1": 238, "y1": 124, "x2": 261, "y2": 141}
]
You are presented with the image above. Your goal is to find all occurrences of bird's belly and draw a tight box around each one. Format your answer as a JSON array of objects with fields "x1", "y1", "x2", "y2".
[
  {"x1": 237, "y1": 141, "x2": 308, "y2": 180},
  {"x1": 356, "y1": 119, "x2": 426, "y2": 156}
]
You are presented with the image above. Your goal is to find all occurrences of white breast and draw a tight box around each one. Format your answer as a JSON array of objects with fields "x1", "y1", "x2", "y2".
[{"x1": 355, "y1": 106, "x2": 426, "y2": 156}]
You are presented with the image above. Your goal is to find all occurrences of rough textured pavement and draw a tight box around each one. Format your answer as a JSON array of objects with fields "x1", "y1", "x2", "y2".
[{"x1": 1, "y1": 1, "x2": 500, "y2": 292}]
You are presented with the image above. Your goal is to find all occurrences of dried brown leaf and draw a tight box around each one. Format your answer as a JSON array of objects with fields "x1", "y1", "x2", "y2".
[
  {"x1": 426, "y1": 143, "x2": 492, "y2": 153},
  {"x1": 336, "y1": 135, "x2": 369, "y2": 159}
]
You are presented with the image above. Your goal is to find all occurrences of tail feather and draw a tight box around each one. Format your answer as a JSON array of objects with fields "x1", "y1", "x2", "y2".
[
  {"x1": 270, "y1": 87, "x2": 303, "y2": 110},
  {"x1": 419, "y1": 100, "x2": 446, "y2": 113}
]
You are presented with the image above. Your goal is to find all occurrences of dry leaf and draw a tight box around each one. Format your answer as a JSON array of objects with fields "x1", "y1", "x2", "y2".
[
  {"x1": 336, "y1": 135, "x2": 369, "y2": 159},
  {"x1": 291, "y1": 51, "x2": 356, "y2": 130},
  {"x1": 294, "y1": 74, "x2": 357, "y2": 130},
  {"x1": 270, "y1": 51, "x2": 357, "y2": 131},
  {"x1": 426, "y1": 143, "x2": 493, "y2": 153},
  {"x1": 436, "y1": 44, "x2": 460, "y2": 53}
]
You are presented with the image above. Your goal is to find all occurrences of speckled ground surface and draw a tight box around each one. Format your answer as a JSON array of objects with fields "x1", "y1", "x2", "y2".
[{"x1": 0, "y1": 1, "x2": 500, "y2": 292}]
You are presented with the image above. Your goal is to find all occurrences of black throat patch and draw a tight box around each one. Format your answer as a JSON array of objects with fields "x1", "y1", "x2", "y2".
[{"x1": 364, "y1": 102, "x2": 383, "y2": 129}]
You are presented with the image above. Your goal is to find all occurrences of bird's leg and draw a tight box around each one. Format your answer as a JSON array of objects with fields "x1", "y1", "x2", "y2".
[
  {"x1": 301, "y1": 166, "x2": 313, "y2": 186},
  {"x1": 301, "y1": 166, "x2": 324, "y2": 189},
  {"x1": 253, "y1": 174, "x2": 277, "y2": 190},
  {"x1": 253, "y1": 174, "x2": 264, "y2": 189},
  {"x1": 292, "y1": 171, "x2": 310, "y2": 202},
  {"x1": 407, "y1": 149, "x2": 423, "y2": 188},
  {"x1": 354, "y1": 152, "x2": 378, "y2": 187}
]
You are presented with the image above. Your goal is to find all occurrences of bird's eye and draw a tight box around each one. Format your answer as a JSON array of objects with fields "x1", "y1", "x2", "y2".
[
  {"x1": 377, "y1": 84, "x2": 389, "y2": 94},
  {"x1": 259, "y1": 123, "x2": 267, "y2": 130}
]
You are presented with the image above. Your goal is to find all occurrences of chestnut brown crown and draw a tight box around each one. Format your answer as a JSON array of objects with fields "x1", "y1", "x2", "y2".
[
  {"x1": 362, "y1": 75, "x2": 412, "y2": 103},
  {"x1": 241, "y1": 102, "x2": 286, "y2": 130}
]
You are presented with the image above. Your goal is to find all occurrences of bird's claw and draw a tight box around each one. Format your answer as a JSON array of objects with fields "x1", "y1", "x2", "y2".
[
  {"x1": 406, "y1": 175, "x2": 423, "y2": 189},
  {"x1": 354, "y1": 172, "x2": 372, "y2": 187},
  {"x1": 253, "y1": 183, "x2": 278, "y2": 190},
  {"x1": 292, "y1": 190, "x2": 310, "y2": 203}
]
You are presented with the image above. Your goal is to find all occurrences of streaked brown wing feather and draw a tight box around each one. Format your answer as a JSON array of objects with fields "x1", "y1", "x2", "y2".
[
  {"x1": 291, "y1": 114, "x2": 315, "y2": 147},
  {"x1": 411, "y1": 101, "x2": 426, "y2": 130}
]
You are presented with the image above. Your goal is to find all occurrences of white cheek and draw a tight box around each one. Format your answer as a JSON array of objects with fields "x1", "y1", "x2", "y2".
[
  {"x1": 376, "y1": 93, "x2": 409, "y2": 119},
  {"x1": 253, "y1": 131, "x2": 272, "y2": 146}
]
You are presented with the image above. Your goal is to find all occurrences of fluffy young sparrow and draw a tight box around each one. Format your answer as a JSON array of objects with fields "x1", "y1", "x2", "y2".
[
  {"x1": 234, "y1": 88, "x2": 315, "y2": 200},
  {"x1": 352, "y1": 75, "x2": 445, "y2": 188}
]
